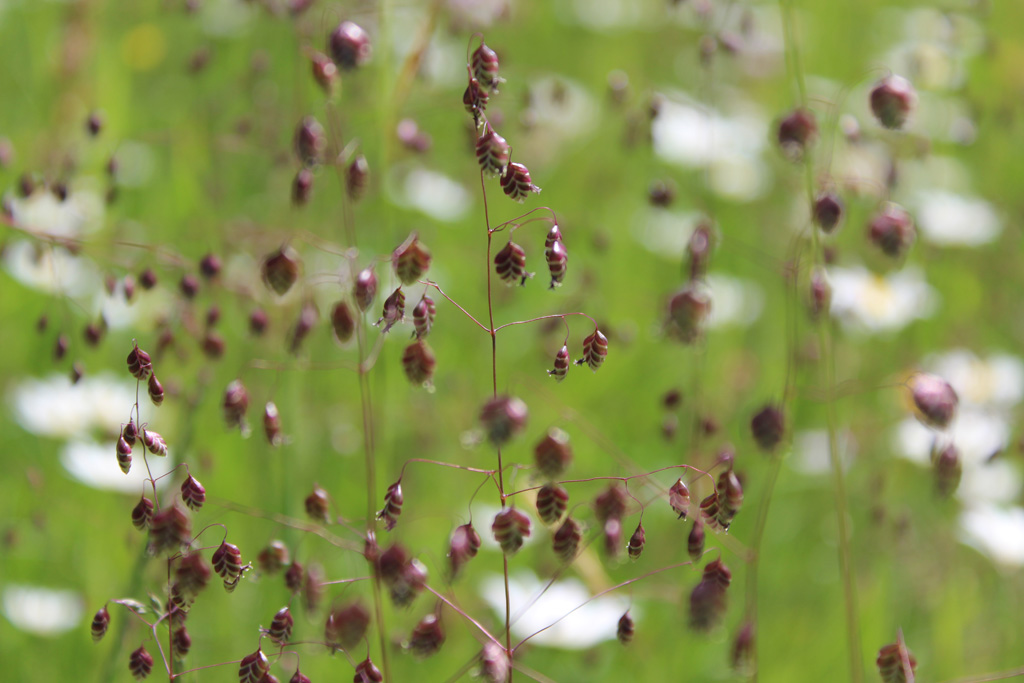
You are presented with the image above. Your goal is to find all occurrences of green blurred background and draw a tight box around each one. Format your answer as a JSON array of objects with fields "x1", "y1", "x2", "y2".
[{"x1": 1, "y1": 0, "x2": 1023, "y2": 681}]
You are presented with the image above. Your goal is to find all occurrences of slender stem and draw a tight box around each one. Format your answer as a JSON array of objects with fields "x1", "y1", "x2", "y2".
[{"x1": 780, "y1": 1, "x2": 862, "y2": 679}]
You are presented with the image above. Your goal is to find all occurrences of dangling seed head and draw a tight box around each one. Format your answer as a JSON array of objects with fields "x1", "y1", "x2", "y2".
[
  {"x1": 149, "y1": 504, "x2": 191, "y2": 555},
  {"x1": 132, "y1": 496, "x2": 154, "y2": 530},
  {"x1": 346, "y1": 155, "x2": 369, "y2": 201},
  {"x1": 238, "y1": 648, "x2": 269, "y2": 683},
  {"x1": 289, "y1": 300, "x2": 319, "y2": 355},
  {"x1": 492, "y1": 507, "x2": 531, "y2": 555},
  {"x1": 291, "y1": 671, "x2": 312, "y2": 683},
  {"x1": 412, "y1": 297, "x2": 436, "y2": 339},
  {"x1": 212, "y1": 541, "x2": 244, "y2": 583},
  {"x1": 777, "y1": 108, "x2": 818, "y2": 161},
  {"x1": 667, "y1": 285, "x2": 712, "y2": 343},
  {"x1": 176, "y1": 552, "x2": 212, "y2": 597},
  {"x1": 534, "y1": 428, "x2": 572, "y2": 479},
  {"x1": 401, "y1": 340, "x2": 436, "y2": 387},
  {"x1": 552, "y1": 517, "x2": 582, "y2": 563},
  {"x1": 715, "y1": 469, "x2": 743, "y2": 530},
  {"x1": 249, "y1": 308, "x2": 269, "y2": 336},
  {"x1": 147, "y1": 374, "x2": 164, "y2": 406},
  {"x1": 688, "y1": 518, "x2": 706, "y2": 561},
  {"x1": 870, "y1": 75, "x2": 917, "y2": 130},
  {"x1": 258, "y1": 541, "x2": 290, "y2": 574},
  {"x1": 576, "y1": 329, "x2": 608, "y2": 371},
  {"x1": 329, "y1": 21, "x2": 371, "y2": 70},
  {"x1": 129, "y1": 645, "x2": 154, "y2": 680},
  {"x1": 476, "y1": 124, "x2": 510, "y2": 176},
  {"x1": 179, "y1": 273, "x2": 199, "y2": 299},
  {"x1": 627, "y1": 523, "x2": 646, "y2": 560},
  {"x1": 669, "y1": 479, "x2": 691, "y2": 519},
  {"x1": 877, "y1": 639, "x2": 917, "y2": 683},
  {"x1": 617, "y1": 612, "x2": 635, "y2": 645},
  {"x1": 448, "y1": 523, "x2": 481, "y2": 578},
  {"x1": 116, "y1": 436, "x2": 133, "y2": 474},
  {"x1": 393, "y1": 234, "x2": 432, "y2": 285},
  {"x1": 353, "y1": 658, "x2": 383, "y2": 683},
  {"x1": 732, "y1": 622, "x2": 755, "y2": 671},
  {"x1": 268, "y1": 610, "x2": 292, "y2": 647},
  {"x1": 224, "y1": 379, "x2": 249, "y2": 431},
  {"x1": 699, "y1": 490, "x2": 723, "y2": 531},
  {"x1": 536, "y1": 483, "x2": 569, "y2": 524},
  {"x1": 377, "y1": 481, "x2": 404, "y2": 531},
  {"x1": 126, "y1": 344, "x2": 153, "y2": 380},
  {"x1": 353, "y1": 267, "x2": 377, "y2": 312},
  {"x1": 324, "y1": 602, "x2": 370, "y2": 652},
  {"x1": 494, "y1": 241, "x2": 530, "y2": 286},
  {"x1": 548, "y1": 345, "x2": 570, "y2": 381},
  {"x1": 751, "y1": 405, "x2": 785, "y2": 451},
  {"x1": 911, "y1": 373, "x2": 958, "y2": 429},
  {"x1": 199, "y1": 253, "x2": 221, "y2": 279},
  {"x1": 603, "y1": 517, "x2": 623, "y2": 558},
  {"x1": 310, "y1": 51, "x2": 338, "y2": 93},
  {"x1": 594, "y1": 485, "x2": 627, "y2": 523},
  {"x1": 463, "y1": 78, "x2": 489, "y2": 122},
  {"x1": 139, "y1": 268, "x2": 158, "y2": 290},
  {"x1": 932, "y1": 441, "x2": 962, "y2": 497},
  {"x1": 142, "y1": 429, "x2": 168, "y2": 456},
  {"x1": 408, "y1": 613, "x2": 445, "y2": 657},
  {"x1": 471, "y1": 42, "x2": 502, "y2": 91},
  {"x1": 172, "y1": 626, "x2": 191, "y2": 658},
  {"x1": 500, "y1": 162, "x2": 541, "y2": 202},
  {"x1": 264, "y1": 402, "x2": 283, "y2": 446},
  {"x1": 378, "y1": 287, "x2": 405, "y2": 333},
  {"x1": 868, "y1": 203, "x2": 915, "y2": 258},
  {"x1": 181, "y1": 475, "x2": 206, "y2": 512},
  {"x1": 294, "y1": 116, "x2": 326, "y2": 165},
  {"x1": 689, "y1": 559, "x2": 731, "y2": 631},
  {"x1": 262, "y1": 246, "x2": 301, "y2": 296},
  {"x1": 284, "y1": 562, "x2": 304, "y2": 593},
  {"x1": 813, "y1": 191, "x2": 844, "y2": 233},
  {"x1": 91, "y1": 606, "x2": 110, "y2": 641},
  {"x1": 305, "y1": 485, "x2": 330, "y2": 524},
  {"x1": 479, "y1": 642, "x2": 510, "y2": 683},
  {"x1": 480, "y1": 396, "x2": 528, "y2": 445},
  {"x1": 545, "y1": 238, "x2": 568, "y2": 288},
  {"x1": 331, "y1": 301, "x2": 356, "y2": 343},
  {"x1": 292, "y1": 167, "x2": 314, "y2": 206}
]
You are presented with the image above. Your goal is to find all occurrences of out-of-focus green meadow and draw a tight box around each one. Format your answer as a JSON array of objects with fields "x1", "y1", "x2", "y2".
[{"x1": 2, "y1": 1, "x2": 1024, "y2": 682}]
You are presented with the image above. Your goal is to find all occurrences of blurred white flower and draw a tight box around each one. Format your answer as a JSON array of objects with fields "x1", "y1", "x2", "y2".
[
  {"x1": 2, "y1": 585, "x2": 83, "y2": 636},
  {"x1": 6, "y1": 187, "x2": 104, "y2": 238},
  {"x1": 652, "y1": 96, "x2": 769, "y2": 201},
  {"x1": 12, "y1": 373, "x2": 137, "y2": 439},
  {"x1": 959, "y1": 505, "x2": 1024, "y2": 568},
  {"x1": 393, "y1": 167, "x2": 471, "y2": 222},
  {"x1": 705, "y1": 274, "x2": 764, "y2": 328},
  {"x1": 828, "y1": 265, "x2": 937, "y2": 333},
  {"x1": 61, "y1": 438, "x2": 175, "y2": 493},
  {"x1": 479, "y1": 571, "x2": 629, "y2": 649},
  {"x1": 912, "y1": 190, "x2": 1000, "y2": 246},
  {"x1": 2, "y1": 239, "x2": 102, "y2": 295},
  {"x1": 926, "y1": 349, "x2": 1024, "y2": 408},
  {"x1": 791, "y1": 429, "x2": 855, "y2": 476}
]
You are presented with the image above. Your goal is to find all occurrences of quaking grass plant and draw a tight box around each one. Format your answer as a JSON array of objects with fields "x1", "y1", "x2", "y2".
[{"x1": 3, "y1": 2, "x2": 1024, "y2": 683}]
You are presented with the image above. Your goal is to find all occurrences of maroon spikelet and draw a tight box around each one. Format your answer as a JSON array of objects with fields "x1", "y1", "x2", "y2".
[
  {"x1": 329, "y1": 21, "x2": 372, "y2": 70},
  {"x1": 688, "y1": 518, "x2": 705, "y2": 562},
  {"x1": 181, "y1": 475, "x2": 206, "y2": 512},
  {"x1": 877, "y1": 636, "x2": 917, "y2": 683},
  {"x1": 545, "y1": 237, "x2": 567, "y2": 289},
  {"x1": 603, "y1": 517, "x2": 623, "y2": 558},
  {"x1": 463, "y1": 78, "x2": 489, "y2": 123},
  {"x1": 224, "y1": 379, "x2": 249, "y2": 431},
  {"x1": 627, "y1": 522, "x2": 646, "y2": 560},
  {"x1": 268, "y1": 607, "x2": 293, "y2": 644},
  {"x1": 575, "y1": 329, "x2": 608, "y2": 371},
  {"x1": 126, "y1": 343, "x2": 153, "y2": 380},
  {"x1": 258, "y1": 541, "x2": 290, "y2": 574},
  {"x1": 689, "y1": 559, "x2": 732, "y2": 631},
  {"x1": 402, "y1": 340, "x2": 436, "y2": 387},
  {"x1": 284, "y1": 562, "x2": 304, "y2": 593},
  {"x1": 492, "y1": 507, "x2": 531, "y2": 555},
  {"x1": 377, "y1": 481, "x2": 404, "y2": 531},
  {"x1": 535, "y1": 483, "x2": 569, "y2": 524},
  {"x1": 407, "y1": 612, "x2": 445, "y2": 657},
  {"x1": 534, "y1": 428, "x2": 572, "y2": 479},
  {"x1": 116, "y1": 434, "x2": 133, "y2": 474},
  {"x1": 476, "y1": 124, "x2": 509, "y2": 176},
  {"x1": 667, "y1": 285, "x2": 712, "y2": 343},
  {"x1": 172, "y1": 626, "x2": 191, "y2": 658},
  {"x1": 91, "y1": 606, "x2": 110, "y2": 641},
  {"x1": 310, "y1": 51, "x2": 338, "y2": 93},
  {"x1": 870, "y1": 75, "x2": 917, "y2": 130},
  {"x1": 617, "y1": 611, "x2": 635, "y2": 645},
  {"x1": 238, "y1": 648, "x2": 270, "y2": 683},
  {"x1": 751, "y1": 405, "x2": 785, "y2": 451},
  {"x1": 480, "y1": 396, "x2": 528, "y2": 445},
  {"x1": 353, "y1": 267, "x2": 378, "y2": 312},
  {"x1": 479, "y1": 642, "x2": 510, "y2": 683},
  {"x1": 448, "y1": 523, "x2": 481, "y2": 578},
  {"x1": 594, "y1": 485, "x2": 627, "y2": 523},
  {"x1": 324, "y1": 602, "x2": 370, "y2": 652},
  {"x1": 910, "y1": 373, "x2": 958, "y2": 429},
  {"x1": 292, "y1": 167, "x2": 314, "y2": 206},
  {"x1": 777, "y1": 108, "x2": 817, "y2": 161},
  {"x1": 716, "y1": 469, "x2": 743, "y2": 530},
  {"x1": 868, "y1": 203, "x2": 915, "y2": 258},
  {"x1": 331, "y1": 301, "x2": 356, "y2": 343},
  {"x1": 149, "y1": 504, "x2": 191, "y2": 555},
  {"x1": 305, "y1": 485, "x2": 330, "y2": 524},
  {"x1": 548, "y1": 345, "x2": 571, "y2": 382},
  {"x1": 291, "y1": 670, "x2": 312, "y2": 683},
  {"x1": 176, "y1": 552, "x2": 212, "y2": 597},
  {"x1": 932, "y1": 441, "x2": 962, "y2": 497},
  {"x1": 813, "y1": 191, "x2": 844, "y2": 233},
  {"x1": 264, "y1": 402, "x2": 283, "y2": 447},
  {"x1": 212, "y1": 541, "x2": 245, "y2": 586},
  {"x1": 346, "y1": 155, "x2": 369, "y2": 201},
  {"x1": 500, "y1": 162, "x2": 541, "y2": 202},
  {"x1": 294, "y1": 116, "x2": 326, "y2": 165},
  {"x1": 552, "y1": 517, "x2": 582, "y2": 563},
  {"x1": 147, "y1": 374, "x2": 164, "y2": 406},
  {"x1": 668, "y1": 479, "x2": 691, "y2": 519},
  {"x1": 393, "y1": 234, "x2": 432, "y2": 285},
  {"x1": 288, "y1": 300, "x2": 319, "y2": 355},
  {"x1": 412, "y1": 297, "x2": 436, "y2": 339},
  {"x1": 353, "y1": 658, "x2": 384, "y2": 683},
  {"x1": 378, "y1": 287, "x2": 405, "y2": 333},
  {"x1": 129, "y1": 645, "x2": 154, "y2": 680},
  {"x1": 261, "y1": 246, "x2": 301, "y2": 296},
  {"x1": 494, "y1": 241, "x2": 530, "y2": 286},
  {"x1": 471, "y1": 42, "x2": 502, "y2": 91}
]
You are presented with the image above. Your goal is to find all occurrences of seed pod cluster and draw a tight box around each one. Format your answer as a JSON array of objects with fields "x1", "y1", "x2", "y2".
[
  {"x1": 354, "y1": 658, "x2": 384, "y2": 683},
  {"x1": 535, "y1": 483, "x2": 569, "y2": 524},
  {"x1": 544, "y1": 225, "x2": 568, "y2": 288},
  {"x1": 552, "y1": 517, "x2": 582, "y2": 563},
  {"x1": 689, "y1": 558, "x2": 732, "y2": 631},
  {"x1": 751, "y1": 405, "x2": 785, "y2": 452},
  {"x1": 212, "y1": 541, "x2": 245, "y2": 590},
  {"x1": 576, "y1": 329, "x2": 608, "y2": 371},
  {"x1": 408, "y1": 613, "x2": 445, "y2": 657},
  {"x1": 129, "y1": 645, "x2": 154, "y2": 680},
  {"x1": 377, "y1": 543, "x2": 428, "y2": 606},
  {"x1": 181, "y1": 475, "x2": 206, "y2": 512},
  {"x1": 393, "y1": 234, "x2": 432, "y2": 285},
  {"x1": 491, "y1": 507, "x2": 531, "y2": 555},
  {"x1": 448, "y1": 523, "x2": 481, "y2": 578},
  {"x1": 325, "y1": 602, "x2": 370, "y2": 652},
  {"x1": 480, "y1": 395, "x2": 528, "y2": 445},
  {"x1": 500, "y1": 162, "x2": 541, "y2": 202},
  {"x1": 377, "y1": 481, "x2": 403, "y2": 531},
  {"x1": 268, "y1": 607, "x2": 293, "y2": 644},
  {"x1": 149, "y1": 504, "x2": 191, "y2": 555},
  {"x1": 379, "y1": 287, "x2": 405, "y2": 333},
  {"x1": 402, "y1": 340, "x2": 436, "y2": 387},
  {"x1": 476, "y1": 124, "x2": 509, "y2": 176},
  {"x1": 668, "y1": 479, "x2": 690, "y2": 519},
  {"x1": 548, "y1": 345, "x2": 570, "y2": 381},
  {"x1": 617, "y1": 611, "x2": 635, "y2": 645},
  {"x1": 238, "y1": 648, "x2": 270, "y2": 683},
  {"x1": 91, "y1": 606, "x2": 110, "y2": 641},
  {"x1": 412, "y1": 296, "x2": 436, "y2": 339},
  {"x1": 305, "y1": 485, "x2": 330, "y2": 524},
  {"x1": 877, "y1": 639, "x2": 917, "y2": 683}
]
